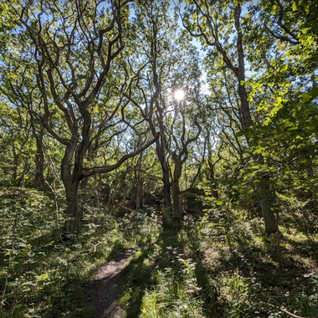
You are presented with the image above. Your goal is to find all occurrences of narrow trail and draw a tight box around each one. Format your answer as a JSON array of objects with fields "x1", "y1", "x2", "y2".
[{"x1": 84, "y1": 247, "x2": 138, "y2": 318}]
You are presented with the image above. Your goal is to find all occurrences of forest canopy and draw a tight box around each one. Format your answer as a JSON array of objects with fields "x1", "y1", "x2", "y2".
[{"x1": 1, "y1": 0, "x2": 317, "y2": 233}]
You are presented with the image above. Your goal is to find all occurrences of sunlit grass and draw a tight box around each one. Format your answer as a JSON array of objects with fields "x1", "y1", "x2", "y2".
[
  {"x1": 0, "y1": 188, "x2": 160, "y2": 317},
  {"x1": 1, "y1": 188, "x2": 317, "y2": 317}
]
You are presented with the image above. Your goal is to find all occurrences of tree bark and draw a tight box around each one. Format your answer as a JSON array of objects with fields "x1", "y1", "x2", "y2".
[
  {"x1": 259, "y1": 175, "x2": 277, "y2": 234},
  {"x1": 162, "y1": 162, "x2": 173, "y2": 227},
  {"x1": 12, "y1": 145, "x2": 18, "y2": 185},
  {"x1": 306, "y1": 161, "x2": 318, "y2": 215},
  {"x1": 172, "y1": 154, "x2": 183, "y2": 222},
  {"x1": 61, "y1": 140, "x2": 81, "y2": 234},
  {"x1": 135, "y1": 174, "x2": 143, "y2": 211},
  {"x1": 34, "y1": 129, "x2": 48, "y2": 190},
  {"x1": 172, "y1": 180, "x2": 181, "y2": 220},
  {"x1": 135, "y1": 153, "x2": 143, "y2": 211},
  {"x1": 64, "y1": 179, "x2": 81, "y2": 234}
]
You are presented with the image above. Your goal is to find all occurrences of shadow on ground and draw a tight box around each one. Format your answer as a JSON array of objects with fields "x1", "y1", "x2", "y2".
[{"x1": 85, "y1": 247, "x2": 138, "y2": 318}]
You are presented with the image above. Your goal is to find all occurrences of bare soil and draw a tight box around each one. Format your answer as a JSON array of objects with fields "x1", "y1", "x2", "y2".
[{"x1": 84, "y1": 247, "x2": 138, "y2": 318}]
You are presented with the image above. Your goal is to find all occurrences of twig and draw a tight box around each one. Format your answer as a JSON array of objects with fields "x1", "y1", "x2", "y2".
[
  {"x1": 263, "y1": 301, "x2": 313, "y2": 318},
  {"x1": 118, "y1": 203, "x2": 135, "y2": 213},
  {"x1": 93, "y1": 241, "x2": 102, "y2": 253}
]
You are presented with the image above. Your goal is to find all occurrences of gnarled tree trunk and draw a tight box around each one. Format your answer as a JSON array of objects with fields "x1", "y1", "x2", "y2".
[
  {"x1": 64, "y1": 179, "x2": 81, "y2": 234},
  {"x1": 172, "y1": 155, "x2": 183, "y2": 222}
]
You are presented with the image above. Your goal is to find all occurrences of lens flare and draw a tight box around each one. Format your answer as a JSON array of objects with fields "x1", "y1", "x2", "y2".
[{"x1": 174, "y1": 89, "x2": 186, "y2": 102}]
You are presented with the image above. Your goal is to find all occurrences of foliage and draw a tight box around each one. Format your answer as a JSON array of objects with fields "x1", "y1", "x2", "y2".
[
  {"x1": 119, "y1": 206, "x2": 318, "y2": 318},
  {"x1": 0, "y1": 188, "x2": 160, "y2": 317},
  {"x1": 1, "y1": 188, "x2": 317, "y2": 317}
]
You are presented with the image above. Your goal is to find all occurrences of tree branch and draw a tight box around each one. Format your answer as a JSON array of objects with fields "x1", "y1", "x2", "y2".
[{"x1": 82, "y1": 133, "x2": 159, "y2": 177}]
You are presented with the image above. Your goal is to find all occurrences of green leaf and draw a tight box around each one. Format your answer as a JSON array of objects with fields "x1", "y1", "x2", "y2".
[
  {"x1": 303, "y1": 93, "x2": 310, "y2": 102},
  {"x1": 302, "y1": 86, "x2": 318, "y2": 102}
]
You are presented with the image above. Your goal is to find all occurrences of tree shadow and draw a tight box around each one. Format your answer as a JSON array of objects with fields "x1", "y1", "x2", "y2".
[
  {"x1": 118, "y1": 223, "x2": 225, "y2": 318},
  {"x1": 84, "y1": 247, "x2": 139, "y2": 318},
  {"x1": 118, "y1": 226, "x2": 183, "y2": 318},
  {"x1": 184, "y1": 225, "x2": 223, "y2": 318}
]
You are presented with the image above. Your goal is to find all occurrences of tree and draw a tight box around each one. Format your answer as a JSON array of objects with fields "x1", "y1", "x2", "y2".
[
  {"x1": 4, "y1": 0, "x2": 158, "y2": 233},
  {"x1": 182, "y1": 0, "x2": 278, "y2": 234},
  {"x1": 125, "y1": 0, "x2": 203, "y2": 226},
  {"x1": 244, "y1": 0, "x2": 318, "y2": 217}
]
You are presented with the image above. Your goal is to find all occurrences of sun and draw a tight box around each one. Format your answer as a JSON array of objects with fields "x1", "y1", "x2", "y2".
[{"x1": 174, "y1": 88, "x2": 186, "y2": 102}]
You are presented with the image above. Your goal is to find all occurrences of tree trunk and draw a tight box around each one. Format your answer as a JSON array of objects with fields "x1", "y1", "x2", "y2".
[
  {"x1": 135, "y1": 153, "x2": 143, "y2": 211},
  {"x1": 306, "y1": 162, "x2": 318, "y2": 214},
  {"x1": 80, "y1": 176, "x2": 89, "y2": 190},
  {"x1": 16, "y1": 163, "x2": 30, "y2": 188},
  {"x1": 234, "y1": 5, "x2": 277, "y2": 234},
  {"x1": 153, "y1": 132, "x2": 173, "y2": 227},
  {"x1": 172, "y1": 180, "x2": 181, "y2": 220},
  {"x1": 64, "y1": 180, "x2": 81, "y2": 234},
  {"x1": 12, "y1": 145, "x2": 19, "y2": 185},
  {"x1": 34, "y1": 130, "x2": 48, "y2": 190},
  {"x1": 94, "y1": 173, "x2": 101, "y2": 207},
  {"x1": 61, "y1": 141, "x2": 81, "y2": 234},
  {"x1": 207, "y1": 159, "x2": 219, "y2": 199},
  {"x1": 135, "y1": 174, "x2": 143, "y2": 211},
  {"x1": 259, "y1": 175, "x2": 277, "y2": 234},
  {"x1": 162, "y1": 166, "x2": 173, "y2": 227},
  {"x1": 172, "y1": 155, "x2": 183, "y2": 222}
]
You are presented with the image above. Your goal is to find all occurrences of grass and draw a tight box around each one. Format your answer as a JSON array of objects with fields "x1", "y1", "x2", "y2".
[
  {"x1": 0, "y1": 188, "x2": 160, "y2": 317},
  {"x1": 1, "y1": 188, "x2": 317, "y2": 317},
  {"x1": 119, "y1": 208, "x2": 318, "y2": 318},
  {"x1": 119, "y1": 229, "x2": 207, "y2": 318}
]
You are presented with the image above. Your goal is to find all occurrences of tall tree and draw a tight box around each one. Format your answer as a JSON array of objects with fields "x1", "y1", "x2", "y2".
[
  {"x1": 126, "y1": 0, "x2": 203, "y2": 226},
  {"x1": 182, "y1": 0, "x2": 278, "y2": 234},
  {"x1": 4, "y1": 0, "x2": 158, "y2": 233},
  {"x1": 244, "y1": 0, "x2": 318, "y2": 216}
]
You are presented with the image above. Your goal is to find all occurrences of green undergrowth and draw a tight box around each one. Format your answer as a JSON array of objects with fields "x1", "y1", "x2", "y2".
[
  {"x1": 119, "y1": 208, "x2": 318, "y2": 318},
  {"x1": 0, "y1": 188, "x2": 160, "y2": 318},
  {"x1": 1, "y1": 188, "x2": 317, "y2": 318}
]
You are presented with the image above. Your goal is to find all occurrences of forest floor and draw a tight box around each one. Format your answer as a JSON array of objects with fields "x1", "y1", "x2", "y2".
[
  {"x1": 84, "y1": 247, "x2": 139, "y2": 318},
  {"x1": 1, "y1": 188, "x2": 318, "y2": 318}
]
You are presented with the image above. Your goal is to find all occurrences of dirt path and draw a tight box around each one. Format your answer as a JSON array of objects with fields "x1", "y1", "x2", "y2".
[{"x1": 84, "y1": 247, "x2": 138, "y2": 318}]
